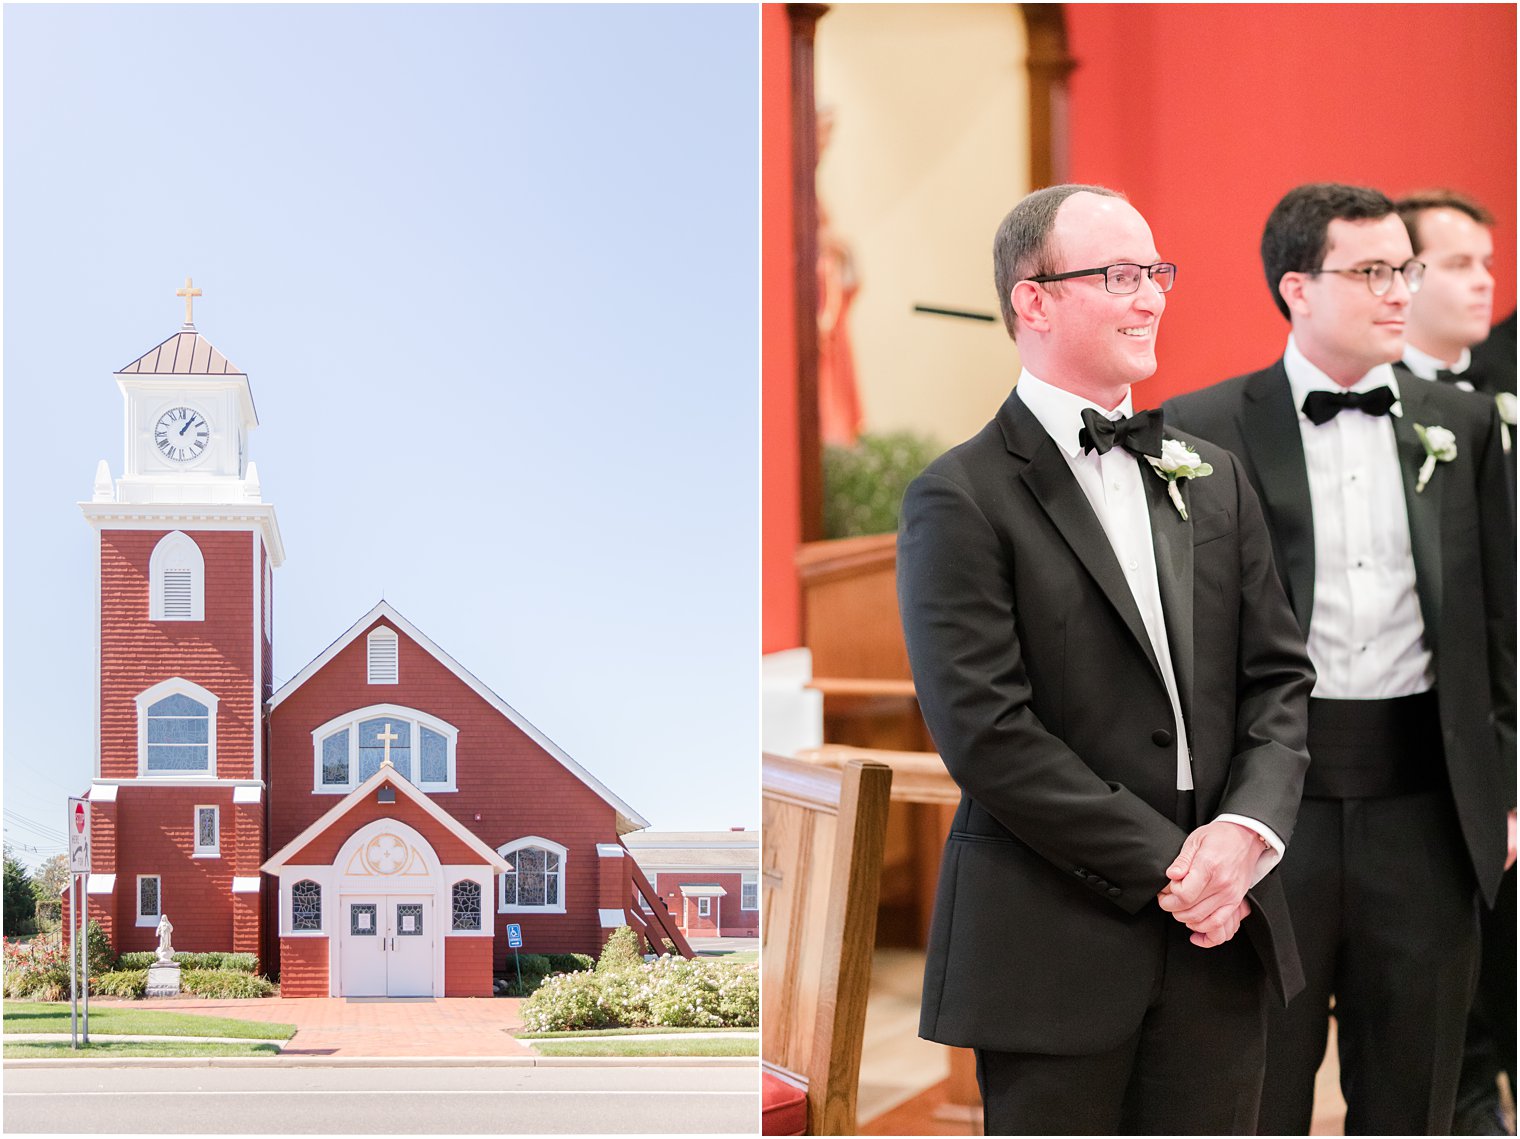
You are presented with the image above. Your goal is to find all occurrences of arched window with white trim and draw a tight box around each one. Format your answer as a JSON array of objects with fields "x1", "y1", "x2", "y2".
[
  {"x1": 136, "y1": 678, "x2": 218, "y2": 776},
  {"x1": 311, "y1": 704, "x2": 457, "y2": 793},
  {"x1": 149, "y1": 531, "x2": 205, "y2": 621},
  {"x1": 497, "y1": 836, "x2": 568, "y2": 914}
]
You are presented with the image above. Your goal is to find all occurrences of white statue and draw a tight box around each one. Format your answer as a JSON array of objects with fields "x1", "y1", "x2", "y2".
[{"x1": 155, "y1": 913, "x2": 175, "y2": 964}]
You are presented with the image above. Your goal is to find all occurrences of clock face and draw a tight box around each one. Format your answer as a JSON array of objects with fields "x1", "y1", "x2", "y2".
[{"x1": 154, "y1": 407, "x2": 211, "y2": 463}]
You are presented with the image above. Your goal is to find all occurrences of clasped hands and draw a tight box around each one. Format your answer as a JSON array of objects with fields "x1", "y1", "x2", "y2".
[{"x1": 1156, "y1": 820, "x2": 1262, "y2": 949}]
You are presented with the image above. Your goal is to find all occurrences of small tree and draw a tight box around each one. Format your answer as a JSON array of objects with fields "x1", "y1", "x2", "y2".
[
  {"x1": 3, "y1": 846, "x2": 37, "y2": 936},
  {"x1": 30, "y1": 854, "x2": 68, "y2": 931},
  {"x1": 596, "y1": 925, "x2": 644, "y2": 973}
]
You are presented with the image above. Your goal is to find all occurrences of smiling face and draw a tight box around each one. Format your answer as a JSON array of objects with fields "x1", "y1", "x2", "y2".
[
  {"x1": 1285, "y1": 213, "x2": 1413, "y2": 385},
  {"x1": 1406, "y1": 207, "x2": 1495, "y2": 363},
  {"x1": 1013, "y1": 192, "x2": 1166, "y2": 405}
]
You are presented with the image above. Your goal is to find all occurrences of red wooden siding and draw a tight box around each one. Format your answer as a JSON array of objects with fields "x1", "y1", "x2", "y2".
[
  {"x1": 444, "y1": 937, "x2": 494, "y2": 997},
  {"x1": 279, "y1": 937, "x2": 328, "y2": 998}
]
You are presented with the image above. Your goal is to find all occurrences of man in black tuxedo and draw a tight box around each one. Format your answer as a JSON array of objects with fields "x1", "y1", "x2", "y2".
[
  {"x1": 1395, "y1": 189, "x2": 1517, "y2": 1135},
  {"x1": 898, "y1": 184, "x2": 1316, "y2": 1135},
  {"x1": 1164, "y1": 183, "x2": 1517, "y2": 1135},
  {"x1": 1394, "y1": 191, "x2": 1515, "y2": 397}
]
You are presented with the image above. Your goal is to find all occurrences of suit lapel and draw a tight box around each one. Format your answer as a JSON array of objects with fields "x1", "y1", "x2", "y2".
[
  {"x1": 1240, "y1": 365, "x2": 1316, "y2": 639},
  {"x1": 1390, "y1": 381, "x2": 1444, "y2": 647},
  {"x1": 999, "y1": 393, "x2": 1164, "y2": 680},
  {"x1": 1143, "y1": 459, "x2": 1194, "y2": 738}
]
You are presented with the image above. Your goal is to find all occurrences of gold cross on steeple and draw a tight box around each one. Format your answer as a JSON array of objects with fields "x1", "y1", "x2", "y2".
[
  {"x1": 377, "y1": 722, "x2": 400, "y2": 768},
  {"x1": 176, "y1": 277, "x2": 202, "y2": 325}
]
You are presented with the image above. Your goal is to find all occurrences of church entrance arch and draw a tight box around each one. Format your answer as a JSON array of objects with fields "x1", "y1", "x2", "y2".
[{"x1": 332, "y1": 819, "x2": 444, "y2": 998}]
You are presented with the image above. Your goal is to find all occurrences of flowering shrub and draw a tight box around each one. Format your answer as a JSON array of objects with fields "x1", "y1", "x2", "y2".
[
  {"x1": 3, "y1": 937, "x2": 71, "y2": 1001},
  {"x1": 519, "y1": 955, "x2": 758, "y2": 1032},
  {"x1": 595, "y1": 925, "x2": 644, "y2": 974}
]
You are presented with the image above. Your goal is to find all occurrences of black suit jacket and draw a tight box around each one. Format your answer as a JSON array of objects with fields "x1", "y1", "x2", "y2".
[
  {"x1": 1165, "y1": 361, "x2": 1517, "y2": 905},
  {"x1": 899, "y1": 389, "x2": 1315, "y2": 1055}
]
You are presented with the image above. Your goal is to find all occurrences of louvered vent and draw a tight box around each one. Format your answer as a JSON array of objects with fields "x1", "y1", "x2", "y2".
[
  {"x1": 368, "y1": 628, "x2": 399, "y2": 684},
  {"x1": 163, "y1": 570, "x2": 193, "y2": 619}
]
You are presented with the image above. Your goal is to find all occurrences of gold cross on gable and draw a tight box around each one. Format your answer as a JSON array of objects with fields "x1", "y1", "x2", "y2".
[
  {"x1": 176, "y1": 277, "x2": 202, "y2": 324},
  {"x1": 376, "y1": 722, "x2": 400, "y2": 768}
]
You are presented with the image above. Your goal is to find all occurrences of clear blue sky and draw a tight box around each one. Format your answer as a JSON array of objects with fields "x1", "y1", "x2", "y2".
[{"x1": 3, "y1": 4, "x2": 759, "y2": 869}]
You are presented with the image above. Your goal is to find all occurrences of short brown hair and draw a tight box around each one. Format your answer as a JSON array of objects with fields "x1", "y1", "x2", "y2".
[
  {"x1": 1261, "y1": 183, "x2": 1396, "y2": 321},
  {"x1": 1394, "y1": 190, "x2": 1495, "y2": 255},
  {"x1": 993, "y1": 184, "x2": 1125, "y2": 339}
]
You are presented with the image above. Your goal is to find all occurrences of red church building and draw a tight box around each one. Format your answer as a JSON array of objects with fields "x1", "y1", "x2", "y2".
[{"x1": 74, "y1": 293, "x2": 687, "y2": 997}]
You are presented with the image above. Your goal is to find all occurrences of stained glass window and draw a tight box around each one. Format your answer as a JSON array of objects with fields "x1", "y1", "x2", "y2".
[
  {"x1": 146, "y1": 694, "x2": 210, "y2": 772},
  {"x1": 195, "y1": 806, "x2": 218, "y2": 854},
  {"x1": 452, "y1": 881, "x2": 482, "y2": 931},
  {"x1": 358, "y1": 718, "x2": 411, "y2": 782},
  {"x1": 420, "y1": 728, "x2": 448, "y2": 784},
  {"x1": 138, "y1": 876, "x2": 160, "y2": 920},
  {"x1": 293, "y1": 880, "x2": 321, "y2": 931},
  {"x1": 321, "y1": 730, "x2": 350, "y2": 785},
  {"x1": 503, "y1": 846, "x2": 561, "y2": 908}
]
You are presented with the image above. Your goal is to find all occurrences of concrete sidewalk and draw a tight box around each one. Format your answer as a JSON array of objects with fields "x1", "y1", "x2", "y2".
[{"x1": 71, "y1": 995, "x2": 536, "y2": 1058}]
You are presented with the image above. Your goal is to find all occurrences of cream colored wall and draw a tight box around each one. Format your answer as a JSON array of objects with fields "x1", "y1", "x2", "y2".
[{"x1": 815, "y1": 4, "x2": 1029, "y2": 452}]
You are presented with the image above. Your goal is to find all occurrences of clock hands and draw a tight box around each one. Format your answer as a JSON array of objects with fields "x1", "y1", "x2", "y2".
[{"x1": 179, "y1": 414, "x2": 200, "y2": 437}]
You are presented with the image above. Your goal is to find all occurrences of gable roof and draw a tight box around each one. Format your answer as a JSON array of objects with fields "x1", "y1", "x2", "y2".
[
  {"x1": 262, "y1": 761, "x2": 511, "y2": 873},
  {"x1": 269, "y1": 601, "x2": 651, "y2": 835},
  {"x1": 117, "y1": 328, "x2": 245, "y2": 376}
]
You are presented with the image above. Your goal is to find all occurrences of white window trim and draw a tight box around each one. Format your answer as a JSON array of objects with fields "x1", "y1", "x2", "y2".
[
  {"x1": 497, "y1": 835, "x2": 568, "y2": 915},
  {"x1": 310, "y1": 703, "x2": 458, "y2": 794},
  {"x1": 367, "y1": 626, "x2": 399, "y2": 684},
  {"x1": 136, "y1": 677, "x2": 219, "y2": 777},
  {"x1": 277, "y1": 866, "x2": 333, "y2": 937},
  {"x1": 698, "y1": 896, "x2": 711, "y2": 918},
  {"x1": 263, "y1": 559, "x2": 274, "y2": 641},
  {"x1": 148, "y1": 531, "x2": 205, "y2": 621},
  {"x1": 741, "y1": 872, "x2": 758, "y2": 911},
  {"x1": 136, "y1": 874, "x2": 161, "y2": 927},
  {"x1": 193, "y1": 805, "x2": 220, "y2": 858}
]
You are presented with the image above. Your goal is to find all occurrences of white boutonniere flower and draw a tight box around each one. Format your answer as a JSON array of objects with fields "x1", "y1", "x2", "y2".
[
  {"x1": 1412, "y1": 423, "x2": 1457, "y2": 493},
  {"x1": 1496, "y1": 392, "x2": 1516, "y2": 427},
  {"x1": 1146, "y1": 438, "x2": 1213, "y2": 520}
]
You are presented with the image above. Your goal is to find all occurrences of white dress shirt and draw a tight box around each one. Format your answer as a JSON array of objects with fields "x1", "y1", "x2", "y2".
[
  {"x1": 1284, "y1": 336, "x2": 1434, "y2": 699},
  {"x1": 1403, "y1": 342, "x2": 1474, "y2": 388},
  {"x1": 1016, "y1": 370, "x2": 1282, "y2": 873}
]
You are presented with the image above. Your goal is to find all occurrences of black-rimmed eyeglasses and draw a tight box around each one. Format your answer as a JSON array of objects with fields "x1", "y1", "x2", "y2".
[
  {"x1": 1023, "y1": 262, "x2": 1178, "y2": 295},
  {"x1": 1305, "y1": 259, "x2": 1425, "y2": 297}
]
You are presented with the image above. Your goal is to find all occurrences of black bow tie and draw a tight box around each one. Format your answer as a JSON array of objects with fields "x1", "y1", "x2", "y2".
[
  {"x1": 1301, "y1": 386, "x2": 1397, "y2": 426},
  {"x1": 1078, "y1": 406, "x2": 1164, "y2": 458},
  {"x1": 1435, "y1": 368, "x2": 1477, "y2": 392}
]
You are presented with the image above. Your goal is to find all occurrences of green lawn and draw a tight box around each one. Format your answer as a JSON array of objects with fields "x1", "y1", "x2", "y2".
[
  {"x1": 3, "y1": 1002, "x2": 293, "y2": 1040},
  {"x1": 4, "y1": 1040, "x2": 281, "y2": 1059},
  {"x1": 530, "y1": 1037, "x2": 757, "y2": 1058},
  {"x1": 517, "y1": 1026, "x2": 756, "y2": 1040}
]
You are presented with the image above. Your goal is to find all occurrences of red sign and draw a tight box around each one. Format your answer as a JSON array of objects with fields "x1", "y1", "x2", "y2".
[{"x1": 74, "y1": 802, "x2": 86, "y2": 833}]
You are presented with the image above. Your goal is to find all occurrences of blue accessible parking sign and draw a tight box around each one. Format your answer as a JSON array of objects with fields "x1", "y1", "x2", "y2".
[{"x1": 506, "y1": 923, "x2": 523, "y2": 948}]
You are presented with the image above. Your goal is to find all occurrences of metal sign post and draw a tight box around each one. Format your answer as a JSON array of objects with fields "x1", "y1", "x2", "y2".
[
  {"x1": 67, "y1": 798, "x2": 91, "y2": 1046},
  {"x1": 507, "y1": 923, "x2": 523, "y2": 992}
]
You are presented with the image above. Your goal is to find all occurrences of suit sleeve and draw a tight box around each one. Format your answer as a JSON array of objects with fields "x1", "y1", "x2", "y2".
[
  {"x1": 897, "y1": 469, "x2": 1188, "y2": 915},
  {"x1": 1212, "y1": 450, "x2": 1315, "y2": 843},
  {"x1": 1475, "y1": 403, "x2": 1518, "y2": 805}
]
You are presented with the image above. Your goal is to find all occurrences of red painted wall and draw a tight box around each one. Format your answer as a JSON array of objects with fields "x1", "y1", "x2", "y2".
[
  {"x1": 97, "y1": 786, "x2": 241, "y2": 954},
  {"x1": 1064, "y1": 3, "x2": 1517, "y2": 406},
  {"x1": 267, "y1": 618, "x2": 624, "y2": 973},
  {"x1": 278, "y1": 937, "x2": 328, "y2": 998},
  {"x1": 444, "y1": 937, "x2": 494, "y2": 997},
  {"x1": 763, "y1": 3, "x2": 802, "y2": 653},
  {"x1": 99, "y1": 529, "x2": 258, "y2": 781}
]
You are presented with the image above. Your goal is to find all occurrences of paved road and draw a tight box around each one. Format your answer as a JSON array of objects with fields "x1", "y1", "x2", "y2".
[{"x1": 4, "y1": 1065, "x2": 759, "y2": 1133}]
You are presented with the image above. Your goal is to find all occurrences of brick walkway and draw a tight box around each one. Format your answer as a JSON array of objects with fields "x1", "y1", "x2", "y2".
[{"x1": 84, "y1": 996, "x2": 534, "y2": 1057}]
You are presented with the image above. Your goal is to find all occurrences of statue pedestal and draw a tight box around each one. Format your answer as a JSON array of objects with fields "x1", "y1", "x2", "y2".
[{"x1": 146, "y1": 961, "x2": 181, "y2": 998}]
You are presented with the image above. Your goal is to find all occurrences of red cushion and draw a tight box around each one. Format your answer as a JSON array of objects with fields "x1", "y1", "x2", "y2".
[{"x1": 761, "y1": 1071, "x2": 807, "y2": 1136}]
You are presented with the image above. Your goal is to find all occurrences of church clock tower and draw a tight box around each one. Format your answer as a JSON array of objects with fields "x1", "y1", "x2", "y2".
[{"x1": 79, "y1": 280, "x2": 284, "y2": 956}]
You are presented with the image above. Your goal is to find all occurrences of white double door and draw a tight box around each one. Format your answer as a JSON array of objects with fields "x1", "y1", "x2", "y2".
[{"x1": 340, "y1": 895, "x2": 434, "y2": 997}]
